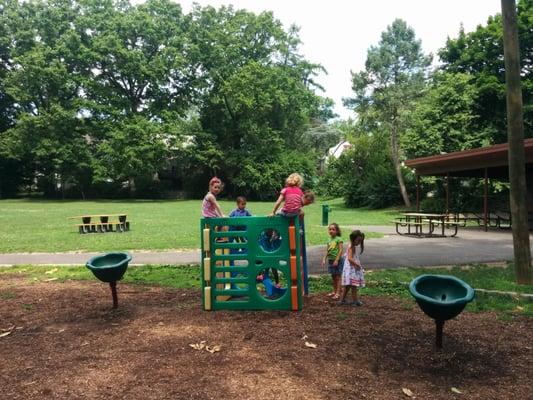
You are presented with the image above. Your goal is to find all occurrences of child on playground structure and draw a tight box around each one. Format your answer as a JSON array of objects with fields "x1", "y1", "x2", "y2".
[
  {"x1": 201, "y1": 177, "x2": 225, "y2": 218},
  {"x1": 229, "y1": 196, "x2": 252, "y2": 218},
  {"x1": 322, "y1": 223, "x2": 343, "y2": 300},
  {"x1": 258, "y1": 229, "x2": 282, "y2": 287},
  {"x1": 270, "y1": 173, "x2": 315, "y2": 217},
  {"x1": 229, "y1": 196, "x2": 251, "y2": 245},
  {"x1": 339, "y1": 230, "x2": 365, "y2": 306}
]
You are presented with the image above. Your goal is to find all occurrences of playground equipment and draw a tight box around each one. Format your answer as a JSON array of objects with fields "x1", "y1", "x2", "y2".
[
  {"x1": 86, "y1": 252, "x2": 132, "y2": 309},
  {"x1": 201, "y1": 215, "x2": 309, "y2": 311},
  {"x1": 409, "y1": 274, "x2": 475, "y2": 349}
]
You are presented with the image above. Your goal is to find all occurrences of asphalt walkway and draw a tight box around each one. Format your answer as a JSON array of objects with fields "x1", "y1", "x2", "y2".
[{"x1": 0, "y1": 226, "x2": 529, "y2": 273}]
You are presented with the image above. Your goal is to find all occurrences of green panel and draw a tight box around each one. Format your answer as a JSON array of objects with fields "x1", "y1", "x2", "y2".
[{"x1": 201, "y1": 216, "x2": 303, "y2": 311}]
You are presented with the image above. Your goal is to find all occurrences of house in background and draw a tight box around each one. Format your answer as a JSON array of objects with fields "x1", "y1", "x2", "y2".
[{"x1": 319, "y1": 140, "x2": 352, "y2": 172}]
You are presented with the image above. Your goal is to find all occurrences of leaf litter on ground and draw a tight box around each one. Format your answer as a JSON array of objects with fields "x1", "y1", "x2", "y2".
[{"x1": 189, "y1": 340, "x2": 220, "y2": 353}]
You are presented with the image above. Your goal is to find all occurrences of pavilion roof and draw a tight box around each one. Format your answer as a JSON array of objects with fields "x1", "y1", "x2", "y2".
[{"x1": 405, "y1": 138, "x2": 533, "y2": 179}]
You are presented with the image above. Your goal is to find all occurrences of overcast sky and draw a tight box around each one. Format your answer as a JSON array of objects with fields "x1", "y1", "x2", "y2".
[{"x1": 174, "y1": 0, "x2": 502, "y2": 119}]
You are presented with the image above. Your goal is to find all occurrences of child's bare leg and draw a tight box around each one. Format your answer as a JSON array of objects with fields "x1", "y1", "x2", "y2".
[
  {"x1": 340, "y1": 285, "x2": 349, "y2": 302},
  {"x1": 351, "y1": 286, "x2": 358, "y2": 303},
  {"x1": 330, "y1": 274, "x2": 336, "y2": 295},
  {"x1": 334, "y1": 275, "x2": 341, "y2": 296}
]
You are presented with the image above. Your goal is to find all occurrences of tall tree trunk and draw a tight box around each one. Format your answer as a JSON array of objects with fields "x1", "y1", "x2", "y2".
[
  {"x1": 390, "y1": 127, "x2": 411, "y2": 207},
  {"x1": 502, "y1": 0, "x2": 532, "y2": 284}
]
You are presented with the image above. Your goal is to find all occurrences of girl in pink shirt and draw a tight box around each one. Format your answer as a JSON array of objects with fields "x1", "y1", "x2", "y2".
[
  {"x1": 270, "y1": 173, "x2": 315, "y2": 217},
  {"x1": 201, "y1": 177, "x2": 225, "y2": 218}
]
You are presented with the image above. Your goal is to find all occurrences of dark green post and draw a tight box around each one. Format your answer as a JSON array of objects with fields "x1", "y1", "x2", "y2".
[{"x1": 322, "y1": 204, "x2": 329, "y2": 226}]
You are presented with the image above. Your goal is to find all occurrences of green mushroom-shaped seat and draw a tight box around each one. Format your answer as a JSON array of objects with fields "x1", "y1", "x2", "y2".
[
  {"x1": 86, "y1": 252, "x2": 132, "y2": 283},
  {"x1": 409, "y1": 274, "x2": 475, "y2": 321}
]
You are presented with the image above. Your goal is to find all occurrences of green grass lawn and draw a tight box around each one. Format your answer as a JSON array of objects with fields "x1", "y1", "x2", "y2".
[
  {"x1": 1, "y1": 263, "x2": 530, "y2": 316},
  {"x1": 0, "y1": 198, "x2": 396, "y2": 253}
]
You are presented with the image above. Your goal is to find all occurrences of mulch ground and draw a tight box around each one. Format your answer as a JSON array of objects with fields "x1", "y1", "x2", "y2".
[{"x1": 0, "y1": 276, "x2": 531, "y2": 400}]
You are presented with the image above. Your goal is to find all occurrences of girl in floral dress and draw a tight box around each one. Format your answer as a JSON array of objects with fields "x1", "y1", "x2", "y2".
[{"x1": 340, "y1": 230, "x2": 365, "y2": 306}]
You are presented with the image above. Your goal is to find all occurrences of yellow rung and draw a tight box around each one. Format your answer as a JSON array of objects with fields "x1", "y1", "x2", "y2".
[
  {"x1": 203, "y1": 228, "x2": 210, "y2": 252},
  {"x1": 224, "y1": 248, "x2": 230, "y2": 266},
  {"x1": 204, "y1": 286, "x2": 212, "y2": 310},
  {"x1": 203, "y1": 257, "x2": 211, "y2": 281}
]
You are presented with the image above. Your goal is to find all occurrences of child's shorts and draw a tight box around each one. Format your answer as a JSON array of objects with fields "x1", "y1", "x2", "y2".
[
  {"x1": 327, "y1": 258, "x2": 343, "y2": 275},
  {"x1": 278, "y1": 210, "x2": 300, "y2": 218}
]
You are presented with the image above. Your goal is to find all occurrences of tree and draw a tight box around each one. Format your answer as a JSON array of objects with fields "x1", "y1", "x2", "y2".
[
  {"x1": 181, "y1": 5, "x2": 331, "y2": 198},
  {"x1": 345, "y1": 19, "x2": 431, "y2": 207},
  {"x1": 403, "y1": 72, "x2": 487, "y2": 158},
  {"x1": 439, "y1": 0, "x2": 533, "y2": 143},
  {"x1": 318, "y1": 132, "x2": 401, "y2": 208},
  {"x1": 0, "y1": 1, "x2": 332, "y2": 199},
  {"x1": 0, "y1": 0, "x2": 93, "y2": 196},
  {"x1": 74, "y1": 0, "x2": 192, "y2": 193},
  {"x1": 501, "y1": 0, "x2": 532, "y2": 284}
]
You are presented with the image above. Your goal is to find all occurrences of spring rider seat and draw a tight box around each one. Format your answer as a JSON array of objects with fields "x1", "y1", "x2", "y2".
[
  {"x1": 409, "y1": 274, "x2": 475, "y2": 349},
  {"x1": 86, "y1": 252, "x2": 132, "y2": 309}
]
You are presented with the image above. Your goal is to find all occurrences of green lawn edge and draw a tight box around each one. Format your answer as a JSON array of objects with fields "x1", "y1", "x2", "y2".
[{"x1": 1, "y1": 263, "x2": 531, "y2": 317}]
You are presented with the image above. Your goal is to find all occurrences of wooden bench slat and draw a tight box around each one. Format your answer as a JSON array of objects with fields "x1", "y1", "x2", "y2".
[{"x1": 68, "y1": 214, "x2": 128, "y2": 219}]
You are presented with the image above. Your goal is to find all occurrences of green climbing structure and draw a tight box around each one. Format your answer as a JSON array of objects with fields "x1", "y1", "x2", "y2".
[{"x1": 201, "y1": 215, "x2": 306, "y2": 311}]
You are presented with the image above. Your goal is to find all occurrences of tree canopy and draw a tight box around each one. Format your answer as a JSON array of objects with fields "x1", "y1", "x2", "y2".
[
  {"x1": 2, "y1": 0, "x2": 532, "y2": 207},
  {"x1": 0, "y1": 0, "x2": 332, "y2": 198}
]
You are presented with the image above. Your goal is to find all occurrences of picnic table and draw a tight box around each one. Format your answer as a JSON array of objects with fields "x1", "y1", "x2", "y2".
[
  {"x1": 448, "y1": 212, "x2": 512, "y2": 229},
  {"x1": 68, "y1": 214, "x2": 130, "y2": 234},
  {"x1": 393, "y1": 213, "x2": 458, "y2": 237}
]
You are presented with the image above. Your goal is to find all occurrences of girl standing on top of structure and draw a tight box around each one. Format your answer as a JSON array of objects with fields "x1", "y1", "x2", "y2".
[
  {"x1": 270, "y1": 173, "x2": 315, "y2": 217},
  {"x1": 201, "y1": 177, "x2": 225, "y2": 218}
]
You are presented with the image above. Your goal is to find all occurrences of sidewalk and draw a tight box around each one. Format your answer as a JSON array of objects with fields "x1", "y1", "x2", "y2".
[{"x1": 0, "y1": 226, "x2": 527, "y2": 273}]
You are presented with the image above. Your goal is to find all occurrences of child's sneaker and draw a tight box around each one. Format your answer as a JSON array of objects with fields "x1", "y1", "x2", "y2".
[
  {"x1": 337, "y1": 299, "x2": 347, "y2": 305},
  {"x1": 353, "y1": 300, "x2": 363, "y2": 306}
]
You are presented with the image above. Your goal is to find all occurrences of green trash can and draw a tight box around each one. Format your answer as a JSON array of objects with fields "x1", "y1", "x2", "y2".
[{"x1": 322, "y1": 204, "x2": 330, "y2": 226}]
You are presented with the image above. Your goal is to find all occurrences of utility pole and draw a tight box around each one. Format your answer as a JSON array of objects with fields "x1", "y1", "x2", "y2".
[{"x1": 501, "y1": 0, "x2": 532, "y2": 284}]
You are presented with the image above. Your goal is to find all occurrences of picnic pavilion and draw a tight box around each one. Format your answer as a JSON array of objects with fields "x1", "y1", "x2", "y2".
[{"x1": 405, "y1": 138, "x2": 533, "y2": 230}]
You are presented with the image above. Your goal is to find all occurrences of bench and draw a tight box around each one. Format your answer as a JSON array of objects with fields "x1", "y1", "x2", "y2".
[
  {"x1": 425, "y1": 220, "x2": 459, "y2": 237},
  {"x1": 392, "y1": 219, "x2": 432, "y2": 236},
  {"x1": 494, "y1": 212, "x2": 511, "y2": 229},
  {"x1": 450, "y1": 212, "x2": 511, "y2": 229},
  {"x1": 69, "y1": 214, "x2": 130, "y2": 234},
  {"x1": 393, "y1": 212, "x2": 459, "y2": 237}
]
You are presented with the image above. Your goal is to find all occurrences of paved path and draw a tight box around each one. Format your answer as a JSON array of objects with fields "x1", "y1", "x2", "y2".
[{"x1": 0, "y1": 227, "x2": 529, "y2": 273}]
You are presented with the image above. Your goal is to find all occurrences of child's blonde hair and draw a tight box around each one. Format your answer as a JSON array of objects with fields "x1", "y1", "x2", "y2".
[{"x1": 286, "y1": 173, "x2": 303, "y2": 187}]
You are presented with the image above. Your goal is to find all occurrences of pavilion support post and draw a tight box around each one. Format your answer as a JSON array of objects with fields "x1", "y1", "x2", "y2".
[
  {"x1": 445, "y1": 172, "x2": 450, "y2": 220},
  {"x1": 416, "y1": 175, "x2": 420, "y2": 212},
  {"x1": 484, "y1": 168, "x2": 488, "y2": 232},
  {"x1": 502, "y1": 0, "x2": 532, "y2": 284}
]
